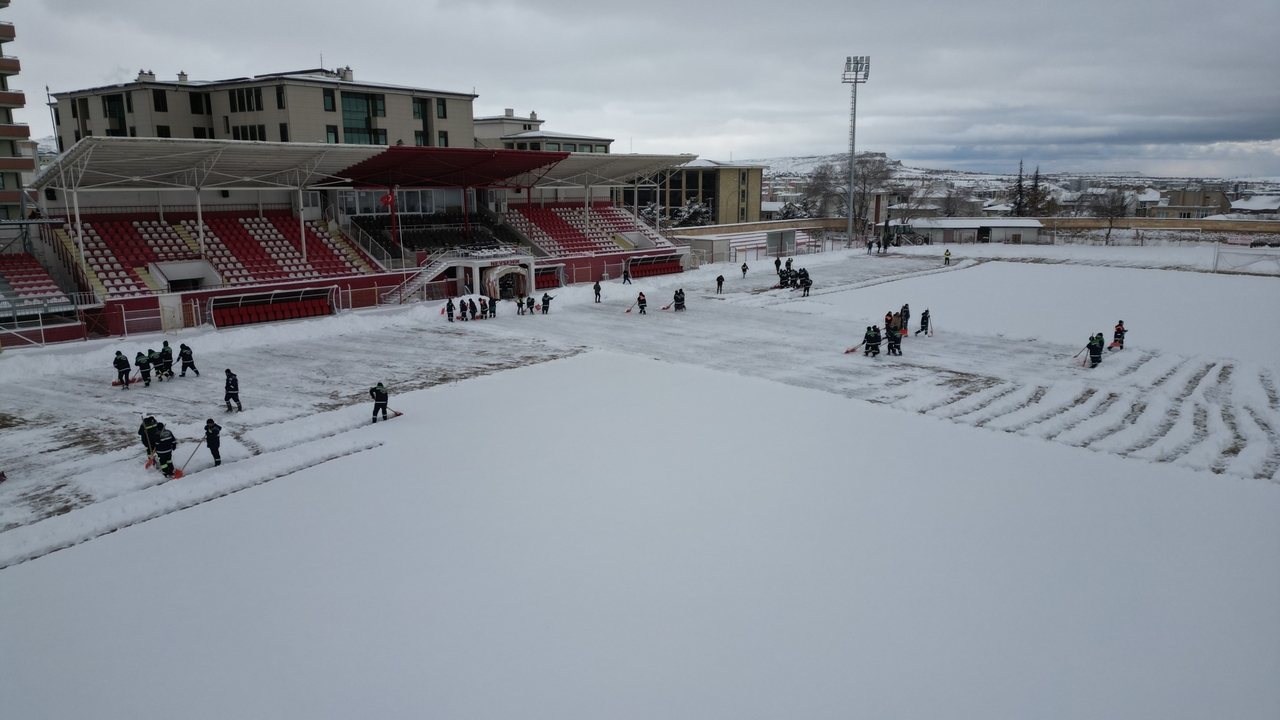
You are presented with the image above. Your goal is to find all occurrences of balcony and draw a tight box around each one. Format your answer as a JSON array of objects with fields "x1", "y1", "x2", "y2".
[
  {"x1": 0, "y1": 156, "x2": 35, "y2": 171},
  {"x1": 0, "y1": 90, "x2": 23, "y2": 108},
  {"x1": 0, "y1": 23, "x2": 13, "y2": 42},
  {"x1": 0, "y1": 122, "x2": 29, "y2": 138},
  {"x1": 0, "y1": 190, "x2": 24, "y2": 205},
  {"x1": 0, "y1": 56, "x2": 18, "y2": 75}
]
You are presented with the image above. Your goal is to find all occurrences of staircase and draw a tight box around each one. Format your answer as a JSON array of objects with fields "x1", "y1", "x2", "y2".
[
  {"x1": 173, "y1": 224, "x2": 203, "y2": 254},
  {"x1": 380, "y1": 251, "x2": 451, "y2": 304},
  {"x1": 135, "y1": 266, "x2": 165, "y2": 293},
  {"x1": 320, "y1": 223, "x2": 378, "y2": 273},
  {"x1": 53, "y1": 228, "x2": 107, "y2": 300}
]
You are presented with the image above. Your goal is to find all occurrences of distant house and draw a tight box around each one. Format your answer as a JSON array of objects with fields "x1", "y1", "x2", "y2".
[
  {"x1": 1230, "y1": 195, "x2": 1280, "y2": 215},
  {"x1": 886, "y1": 217, "x2": 1044, "y2": 244},
  {"x1": 1134, "y1": 188, "x2": 1162, "y2": 217},
  {"x1": 1150, "y1": 188, "x2": 1231, "y2": 219},
  {"x1": 760, "y1": 201, "x2": 785, "y2": 220}
]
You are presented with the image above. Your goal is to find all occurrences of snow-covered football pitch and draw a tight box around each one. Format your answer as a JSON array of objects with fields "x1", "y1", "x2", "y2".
[{"x1": 2, "y1": 245, "x2": 1278, "y2": 719}]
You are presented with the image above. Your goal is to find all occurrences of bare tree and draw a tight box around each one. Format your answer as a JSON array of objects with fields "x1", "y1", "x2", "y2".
[
  {"x1": 849, "y1": 155, "x2": 893, "y2": 241},
  {"x1": 1089, "y1": 189, "x2": 1133, "y2": 245},
  {"x1": 803, "y1": 163, "x2": 842, "y2": 217},
  {"x1": 940, "y1": 187, "x2": 968, "y2": 217}
]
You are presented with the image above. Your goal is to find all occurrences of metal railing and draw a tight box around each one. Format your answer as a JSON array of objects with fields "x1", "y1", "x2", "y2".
[{"x1": 0, "y1": 315, "x2": 86, "y2": 349}]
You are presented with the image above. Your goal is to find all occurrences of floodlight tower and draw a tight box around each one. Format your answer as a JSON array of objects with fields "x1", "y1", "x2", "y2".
[{"x1": 842, "y1": 55, "x2": 870, "y2": 242}]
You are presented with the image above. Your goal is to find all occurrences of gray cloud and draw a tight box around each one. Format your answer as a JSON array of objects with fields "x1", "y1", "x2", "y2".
[{"x1": 12, "y1": 0, "x2": 1280, "y2": 175}]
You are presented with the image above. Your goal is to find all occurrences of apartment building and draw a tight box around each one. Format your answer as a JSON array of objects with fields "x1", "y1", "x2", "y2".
[
  {"x1": 0, "y1": 2, "x2": 35, "y2": 220},
  {"x1": 51, "y1": 67, "x2": 476, "y2": 152}
]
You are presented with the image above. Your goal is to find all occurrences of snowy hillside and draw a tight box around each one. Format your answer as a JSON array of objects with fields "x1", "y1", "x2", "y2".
[{"x1": 1, "y1": 245, "x2": 1277, "y2": 718}]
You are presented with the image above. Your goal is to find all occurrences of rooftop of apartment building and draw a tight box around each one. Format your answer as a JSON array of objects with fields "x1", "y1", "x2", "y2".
[{"x1": 52, "y1": 67, "x2": 477, "y2": 99}]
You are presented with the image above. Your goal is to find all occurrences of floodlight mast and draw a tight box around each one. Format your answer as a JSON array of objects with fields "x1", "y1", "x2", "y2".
[{"x1": 841, "y1": 55, "x2": 870, "y2": 244}]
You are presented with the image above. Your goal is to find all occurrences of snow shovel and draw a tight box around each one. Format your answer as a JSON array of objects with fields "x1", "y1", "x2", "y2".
[
  {"x1": 625, "y1": 302, "x2": 637, "y2": 313},
  {"x1": 174, "y1": 438, "x2": 205, "y2": 479},
  {"x1": 844, "y1": 342, "x2": 864, "y2": 355},
  {"x1": 112, "y1": 371, "x2": 140, "y2": 387}
]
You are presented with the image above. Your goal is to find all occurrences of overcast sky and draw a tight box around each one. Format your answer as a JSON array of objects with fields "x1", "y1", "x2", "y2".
[{"x1": 11, "y1": 0, "x2": 1280, "y2": 177}]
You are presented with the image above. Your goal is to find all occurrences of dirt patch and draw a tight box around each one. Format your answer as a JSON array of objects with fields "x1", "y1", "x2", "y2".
[{"x1": 0, "y1": 413, "x2": 26, "y2": 430}]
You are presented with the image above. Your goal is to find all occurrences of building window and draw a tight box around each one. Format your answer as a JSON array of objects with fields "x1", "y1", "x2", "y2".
[
  {"x1": 74, "y1": 129, "x2": 81, "y2": 142},
  {"x1": 437, "y1": 130, "x2": 449, "y2": 147},
  {"x1": 129, "y1": 126, "x2": 137, "y2": 137},
  {"x1": 595, "y1": 145, "x2": 607, "y2": 153},
  {"x1": 373, "y1": 94, "x2": 385, "y2": 117},
  {"x1": 223, "y1": 116, "x2": 230, "y2": 133},
  {"x1": 516, "y1": 142, "x2": 527, "y2": 150},
  {"x1": 414, "y1": 130, "x2": 425, "y2": 146},
  {"x1": 546, "y1": 142, "x2": 559, "y2": 151},
  {"x1": 412, "y1": 98, "x2": 425, "y2": 120},
  {"x1": 207, "y1": 127, "x2": 215, "y2": 138},
  {"x1": 152, "y1": 89, "x2": 168, "y2": 112},
  {"x1": 70, "y1": 101, "x2": 78, "y2": 119},
  {"x1": 53, "y1": 107, "x2": 60, "y2": 126},
  {"x1": 436, "y1": 98, "x2": 447, "y2": 119},
  {"x1": 156, "y1": 125, "x2": 171, "y2": 138},
  {"x1": 323, "y1": 88, "x2": 336, "y2": 112},
  {"x1": 189, "y1": 92, "x2": 205, "y2": 115},
  {"x1": 503, "y1": 142, "x2": 514, "y2": 149},
  {"x1": 125, "y1": 91, "x2": 133, "y2": 114},
  {"x1": 530, "y1": 142, "x2": 541, "y2": 151},
  {"x1": 563, "y1": 143, "x2": 576, "y2": 152},
  {"x1": 57, "y1": 136, "x2": 65, "y2": 152},
  {"x1": 279, "y1": 123, "x2": 289, "y2": 142},
  {"x1": 326, "y1": 125, "x2": 338, "y2": 144},
  {"x1": 193, "y1": 127, "x2": 207, "y2": 138},
  {"x1": 373, "y1": 129, "x2": 387, "y2": 145},
  {"x1": 276, "y1": 85, "x2": 286, "y2": 110},
  {"x1": 1179, "y1": 211, "x2": 1192, "y2": 219}
]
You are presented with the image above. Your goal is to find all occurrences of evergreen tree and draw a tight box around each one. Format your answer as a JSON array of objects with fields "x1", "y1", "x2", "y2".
[{"x1": 1010, "y1": 160, "x2": 1027, "y2": 217}]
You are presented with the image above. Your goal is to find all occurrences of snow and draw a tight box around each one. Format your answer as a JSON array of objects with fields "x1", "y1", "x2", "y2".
[
  {"x1": 2, "y1": 353, "x2": 1278, "y2": 720},
  {"x1": 2, "y1": 244, "x2": 1279, "y2": 717}
]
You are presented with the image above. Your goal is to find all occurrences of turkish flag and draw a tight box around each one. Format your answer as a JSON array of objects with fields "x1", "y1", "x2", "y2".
[{"x1": 380, "y1": 193, "x2": 394, "y2": 207}]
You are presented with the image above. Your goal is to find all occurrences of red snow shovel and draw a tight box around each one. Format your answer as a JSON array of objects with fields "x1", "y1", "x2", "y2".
[
  {"x1": 844, "y1": 342, "x2": 864, "y2": 354},
  {"x1": 625, "y1": 302, "x2": 637, "y2": 313},
  {"x1": 112, "y1": 371, "x2": 140, "y2": 387},
  {"x1": 173, "y1": 439, "x2": 205, "y2": 479}
]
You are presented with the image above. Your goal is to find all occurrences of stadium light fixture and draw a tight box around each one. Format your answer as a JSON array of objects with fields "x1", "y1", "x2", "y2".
[{"x1": 841, "y1": 55, "x2": 870, "y2": 243}]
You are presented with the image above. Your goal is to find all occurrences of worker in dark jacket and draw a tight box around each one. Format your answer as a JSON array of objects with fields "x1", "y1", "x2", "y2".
[
  {"x1": 148, "y1": 348, "x2": 164, "y2": 382},
  {"x1": 741, "y1": 262, "x2": 748, "y2": 278},
  {"x1": 178, "y1": 343, "x2": 199, "y2": 377},
  {"x1": 159, "y1": 341, "x2": 175, "y2": 379},
  {"x1": 114, "y1": 351, "x2": 131, "y2": 390},
  {"x1": 716, "y1": 275, "x2": 725, "y2": 294},
  {"x1": 489, "y1": 296, "x2": 497, "y2": 318},
  {"x1": 1112, "y1": 321, "x2": 1126, "y2": 350},
  {"x1": 637, "y1": 292, "x2": 647, "y2": 314},
  {"x1": 446, "y1": 298, "x2": 455, "y2": 322},
  {"x1": 541, "y1": 293, "x2": 553, "y2": 314},
  {"x1": 135, "y1": 351, "x2": 152, "y2": 386},
  {"x1": 479, "y1": 297, "x2": 488, "y2": 319},
  {"x1": 370, "y1": 382, "x2": 389, "y2": 423},
  {"x1": 154, "y1": 422, "x2": 178, "y2": 478},
  {"x1": 224, "y1": 369, "x2": 242, "y2": 411},
  {"x1": 900, "y1": 304, "x2": 911, "y2": 337},
  {"x1": 1088, "y1": 333, "x2": 1104, "y2": 368},
  {"x1": 593, "y1": 281, "x2": 602, "y2": 303},
  {"x1": 915, "y1": 309, "x2": 931, "y2": 336},
  {"x1": 138, "y1": 415, "x2": 160, "y2": 458},
  {"x1": 526, "y1": 296, "x2": 535, "y2": 314},
  {"x1": 468, "y1": 298, "x2": 478, "y2": 321},
  {"x1": 204, "y1": 419, "x2": 222, "y2": 467}
]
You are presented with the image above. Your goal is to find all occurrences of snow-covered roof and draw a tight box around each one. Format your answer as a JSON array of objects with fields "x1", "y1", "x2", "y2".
[
  {"x1": 681, "y1": 159, "x2": 766, "y2": 169},
  {"x1": 1137, "y1": 188, "x2": 1161, "y2": 202},
  {"x1": 503, "y1": 131, "x2": 613, "y2": 143},
  {"x1": 1231, "y1": 195, "x2": 1280, "y2": 212},
  {"x1": 761, "y1": 201, "x2": 785, "y2": 212},
  {"x1": 891, "y1": 217, "x2": 1043, "y2": 229}
]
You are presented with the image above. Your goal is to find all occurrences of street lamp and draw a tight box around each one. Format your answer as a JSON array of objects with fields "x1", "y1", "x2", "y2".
[{"x1": 842, "y1": 55, "x2": 870, "y2": 244}]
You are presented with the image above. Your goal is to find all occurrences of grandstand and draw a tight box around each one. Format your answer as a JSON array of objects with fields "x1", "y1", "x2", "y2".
[
  {"x1": 0, "y1": 253, "x2": 70, "y2": 309},
  {"x1": 16, "y1": 138, "x2": 695, "y2": 344}
]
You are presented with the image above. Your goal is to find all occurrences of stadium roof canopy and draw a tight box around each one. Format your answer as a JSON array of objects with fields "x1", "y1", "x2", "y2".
[
  {"x1": 31, "y1": 137, "x2": 385, "y2": 193},
  {"x1": 31, "y1": 137, "x2": 697, "y2": 194},
  {"x1": 528, "y1": 153, "x2": 697, "y2": 189},
  {"x1": 339, "y1": 146, "x2": 570, "y2": 189}
]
